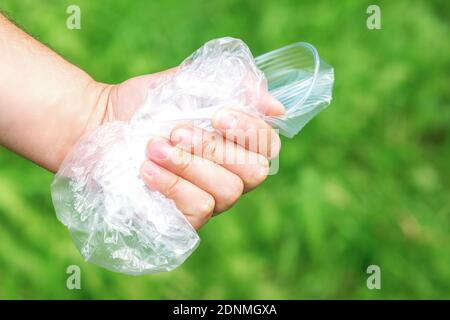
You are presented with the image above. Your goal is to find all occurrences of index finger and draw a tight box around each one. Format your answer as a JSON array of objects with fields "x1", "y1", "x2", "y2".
[
  {"x1": 259, "y1": 91, "x2": 285, "y2": 117},
  {"x1": 212, "y1": 108, "x2": 281, "y2": 159}
]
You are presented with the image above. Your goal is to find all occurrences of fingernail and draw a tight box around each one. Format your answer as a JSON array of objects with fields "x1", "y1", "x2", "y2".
[
  {"x1": 260, "y1": 92, "x2": 285, "y2": 116},
  {"x1": 148, "y1": 139, "x2": 172, "y2": 161},
  {"x1": 171, "y1": 127, "x2": 193, "y2": 147},
  {"x1": 269, "y1": 135, "x2": 281, "y2": 160},
  {"x1": 142, "y1": 161, "x2": 160, "y2": 178},
  {"x1": 259, "y1": 163, "x2": 270, "y2": 178},
  {"x1": 271, "y1": 99, "x2": 285, "y2": 115},
  {"x1": 215, "y1": 110, "x2": 237, "y2": 130}
]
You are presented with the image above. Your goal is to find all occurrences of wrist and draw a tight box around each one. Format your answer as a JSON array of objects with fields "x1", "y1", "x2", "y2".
[
  {"x1": 81, "y1": 80, "x2": 114, "y2": 135},
  {"x1": 52, "y1": 79, "x2": 113, "y2": 172}
]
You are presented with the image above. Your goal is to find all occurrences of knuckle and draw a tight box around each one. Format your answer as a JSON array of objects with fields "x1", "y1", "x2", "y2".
[
  {"x1": 201, "y1": 133, "x2": 219, "y2": 159},
  {"x1": 170, "y1": 125, "x2": 190, "y2": 145},
  {"x1": 246, "y1": 156, "x2": 269, "y2": 190},
  {"x1": 268, "y1": 132, "x2": 281, "y2": 159},
  {"x1": 176, "y1": 155, "x2": 192, "y2": 176},
  {"x1": 197, "y1": 194, "x2": 215, "y2": 219},
  {"x1": 230, "y1": 175, "x2": 245, "y2": 200},
  {"x1": 164, "y1": 175, "x2": 181, "y2": 198},
  {"x1": 216, "y1": 175, "x2": 244, "y2": 212}
]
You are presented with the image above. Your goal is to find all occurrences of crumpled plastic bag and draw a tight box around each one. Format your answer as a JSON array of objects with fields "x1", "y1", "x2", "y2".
[{"x1": 51, "y1": 37, "x2": 334, "y2": 275}]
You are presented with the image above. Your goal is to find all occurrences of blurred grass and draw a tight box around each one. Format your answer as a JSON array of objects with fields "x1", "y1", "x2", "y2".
[{"x1": 0, "y1": 0, "x2": 449, "y2": 299}]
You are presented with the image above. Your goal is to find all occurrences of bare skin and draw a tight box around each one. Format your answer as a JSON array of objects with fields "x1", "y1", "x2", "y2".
[{"x1": 0, "y1": 14, "x2": 284, "y2": 229}]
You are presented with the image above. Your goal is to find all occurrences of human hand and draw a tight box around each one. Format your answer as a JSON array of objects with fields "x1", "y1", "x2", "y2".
[
  {"x1": 102, "y1": 70, "x2": 284, "y2": 230},
  {"x1": 0, "y1": 13, "x2": 282, "y2": 230}
]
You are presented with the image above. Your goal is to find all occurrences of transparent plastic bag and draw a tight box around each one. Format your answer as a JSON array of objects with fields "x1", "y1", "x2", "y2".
[{"x1": 51, "y1": 37, "x2": 334, "y2": 275}]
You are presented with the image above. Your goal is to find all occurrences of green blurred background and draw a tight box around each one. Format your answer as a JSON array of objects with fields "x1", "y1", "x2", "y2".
[{"x1": 0, "y1": 0, "x2": 449, "y2": 299}]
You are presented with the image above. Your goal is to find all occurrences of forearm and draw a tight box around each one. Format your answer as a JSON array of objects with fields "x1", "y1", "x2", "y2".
[{"x1": 0, "y1": 14, "x2": 110, "y2": 172}]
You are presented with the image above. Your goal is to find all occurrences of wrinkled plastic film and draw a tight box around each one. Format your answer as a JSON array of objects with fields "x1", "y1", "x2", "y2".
[{"x1": 51, "y1": 37, "x2": 334, "y2": 275}]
